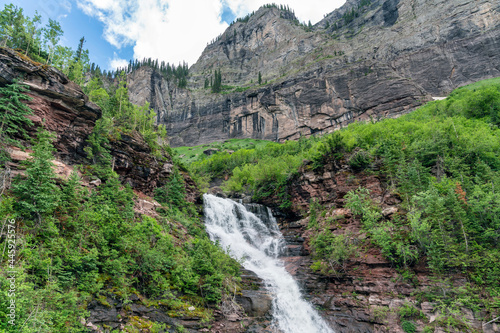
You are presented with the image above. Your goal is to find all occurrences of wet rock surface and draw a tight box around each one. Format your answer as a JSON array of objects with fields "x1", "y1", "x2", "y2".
[{"x1": 236, "y1": 290, "x2": 273, "y2": 317}]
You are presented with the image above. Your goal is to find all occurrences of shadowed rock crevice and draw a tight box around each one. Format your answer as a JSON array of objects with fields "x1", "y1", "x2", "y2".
[{"x1": 383, "y1": 0, "x2": 400, "y2": 26}]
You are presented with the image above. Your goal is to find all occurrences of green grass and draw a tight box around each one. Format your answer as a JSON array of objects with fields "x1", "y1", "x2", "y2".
[
  {"x1": 174, "y1": 138, "x2": 271, "y2": 165},
  {"x1": 458, "y1": 77, "x2": 500, "y2": 91}
]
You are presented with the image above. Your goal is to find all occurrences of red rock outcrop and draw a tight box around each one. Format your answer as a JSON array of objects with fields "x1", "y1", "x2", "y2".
[
  {"x1": 0, "y1": 47, "x2": 101, "y2": 164},
  {"x1": 0, "y1": 47, "x2": 199, "y2": 201},
  {"x1": 274, "y1": 158, "x2": 499, "y2": 333}
]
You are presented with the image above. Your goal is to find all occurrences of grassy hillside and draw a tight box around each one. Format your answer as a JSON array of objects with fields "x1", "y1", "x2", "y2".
[{"x1": 174, "y1": 138, "x2": 270, "y2": 165}]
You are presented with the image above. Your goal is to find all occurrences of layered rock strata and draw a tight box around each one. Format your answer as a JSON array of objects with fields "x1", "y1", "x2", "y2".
[{"x1": 273, "y1": 160, "x2": 499, "y2": 333}]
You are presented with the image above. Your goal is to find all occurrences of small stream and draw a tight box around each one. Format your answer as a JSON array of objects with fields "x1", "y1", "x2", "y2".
[{"x1": 203, "y1": 194, "x2": 334, "y2": 333}]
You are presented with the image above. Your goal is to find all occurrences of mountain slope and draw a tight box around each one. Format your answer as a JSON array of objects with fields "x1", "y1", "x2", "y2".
[{"x1": 127, "y1": 0, "x2": 500, "y2": 147}]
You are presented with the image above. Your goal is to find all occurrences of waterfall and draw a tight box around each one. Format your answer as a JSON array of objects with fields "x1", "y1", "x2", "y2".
[{"x1": 203, "y1": 194, "x2": 334, "y2": 333}]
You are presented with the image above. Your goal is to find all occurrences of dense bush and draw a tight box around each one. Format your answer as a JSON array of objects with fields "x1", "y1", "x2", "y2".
[
  {"x1": 0, "y1": 81, "x2": 33, "y2": 163},
  {"x1": 309, "y1": 231, "x2": 357, "y2": 275}
]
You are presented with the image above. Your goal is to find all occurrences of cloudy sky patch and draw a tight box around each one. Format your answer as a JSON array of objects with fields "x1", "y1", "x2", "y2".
[
  {"x1": 0, "y1": 0, "x2": 344, "y2": 69},
  {"x1": 76, "y1": 0, "x2": 345, "y2": 68}
]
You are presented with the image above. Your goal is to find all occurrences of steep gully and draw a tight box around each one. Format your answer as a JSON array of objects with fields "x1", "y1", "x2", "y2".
[{"x1": 204, "y1": 194, "x2": 334, "y2": 333}]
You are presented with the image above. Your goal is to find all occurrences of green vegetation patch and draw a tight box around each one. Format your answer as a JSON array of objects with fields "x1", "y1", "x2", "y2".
[{"x1": 174, "y1": 138, "x2": 271, "y2": 165}]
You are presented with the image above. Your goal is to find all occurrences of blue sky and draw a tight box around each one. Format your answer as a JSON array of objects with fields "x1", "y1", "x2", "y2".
[{"x1": 1, "y1": 0, "x2": 345, "y2": 70}]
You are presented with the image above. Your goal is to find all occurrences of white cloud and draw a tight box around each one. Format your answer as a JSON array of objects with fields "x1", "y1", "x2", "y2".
[
  {"x1": 34, "y1": 0, "x2": 72, "y2": 21},
  {"x1": 76, "y1": 0, "x2": 345, "y2": 67},
  {"x1": 109, "y1": 52, "x2": 129, "y2": 70},
  {"x1": 59, "y1": 0, "x2": 72, "y2": 12},
  {"x1": 77, "y1": 0, "x2": 228, "y2": 66}
]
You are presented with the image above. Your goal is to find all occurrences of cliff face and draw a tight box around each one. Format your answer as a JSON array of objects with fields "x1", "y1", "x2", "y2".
[
  {"x1": 0, "y1": 47, "x2": 102, "y2": 163},
  {"x1": 127, "y1": 0, "x2": 500, "y2": 147},
  {"x1": 0, "y1": 48, "x2": 198, "y2": 199}
]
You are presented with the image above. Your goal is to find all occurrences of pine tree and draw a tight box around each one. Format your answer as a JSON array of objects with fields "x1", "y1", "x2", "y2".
[
  {"x1": 60, "y1": 171, "x2": 83, "y2": 216},
  {"x1": 258, "y1": 71, "x2": 262, "y2": 85},
  {"x1": 75, "y1": 36, "x2": 85, "y2": 61},
  {"x1": 0, "y1": 80, "x2": 33, "y2": 163},
  {"x1": 154, "y1": 167, "x2": 186, "y2": 210},
  {"x1": 12, "y1": 128, "x2": 60, "y2": 223},
  {"x1": 211, "y1": 69, "x2": 222, "y2": 93}
]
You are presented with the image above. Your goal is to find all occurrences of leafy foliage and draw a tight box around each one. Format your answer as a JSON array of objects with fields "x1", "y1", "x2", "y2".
[
  {"x1": 83, "y1": 71, "x2": 169, "y2": 168},
  {"x1": 310, "y1": 231, "x2": 357, "y2": 275},
  {"x1": 0, "y1": 4, "x2": 90, "y2": 83},
  {"x1": 154, "y1": 167, "x2": 187, "y2": 210},
  {"x1": 401, "y1": 320, "x2": 416, "y2": 333},
  {"x1": 347, "y1": 149, "x2": 370, "y2": 171},
  {"x1": 1, "y1": 155, "x2": 240, "y2": 332},
  {"x1": 311, "y1": 131, "x2": 344, "y2": 170}
]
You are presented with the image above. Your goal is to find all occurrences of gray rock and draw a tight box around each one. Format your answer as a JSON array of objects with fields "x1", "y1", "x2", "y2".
[
  {"x1": 235, "y1": 290, "x2": 273, "y2": 317},
  {"x1": 203, "y1": 148, "x2": 220, "y2": 156}
]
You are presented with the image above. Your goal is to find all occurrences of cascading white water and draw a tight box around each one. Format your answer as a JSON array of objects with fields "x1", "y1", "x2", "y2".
[{"x1": 203, "y1": 194, "x2": 334, "y2": 333}]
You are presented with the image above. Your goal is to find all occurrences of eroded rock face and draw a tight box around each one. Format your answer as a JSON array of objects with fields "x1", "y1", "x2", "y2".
[
  {"x1": 0, "y1": 48, "x2": 199, "y2": 200},
  {"x1": 127, "y1": 0, "x2": 500, "y2": 147},
  {"x1": 273, "y1": 159, "x2": 497, "y2": 333},
  {"x1": 0, "y1": 47, "x2": 101, "y2": 163}
]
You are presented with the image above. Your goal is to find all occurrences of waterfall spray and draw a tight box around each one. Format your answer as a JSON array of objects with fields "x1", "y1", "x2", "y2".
[{"x1": 204, "y1": 194, "x2": 334, "y2": 333}]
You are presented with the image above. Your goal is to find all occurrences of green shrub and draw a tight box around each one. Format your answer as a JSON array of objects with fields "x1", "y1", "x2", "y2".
[
  {"x1": 311, "y1": 131, "x2": 344, "y2": 169},
  {"x1": 310, "y1": 231, "x2": 357, "y2": 275},
  {"x1": 0, "y1": 80, "x2": 33, "y2": 163},
  {"x1": 12, "y1": 129, "x2": 60, "y2": 223},
  {"x1": 398, "y1": 303, "x2": 424, "y2": 320},
  {"x1": 348, "y1": 150, "x2": 371, "y2": 171},
  {"x1": 345, "y1": 188, "x2": 419, "y2": 266},
  {"x1": 154, "y1": 167, "x2": 187, "y2": 210},
  {"x1": 401, "y1": 320, "x2": 416, "y2": 333}
]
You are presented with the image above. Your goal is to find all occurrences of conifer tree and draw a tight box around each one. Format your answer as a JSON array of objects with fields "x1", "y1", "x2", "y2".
[
  {"x1": 12, "y1": 128, "x2": 60, "y2": 223},
  {"x1": 154, "y1": 167, "x2": 186, "y2": 210},
  {"x1": 0, "y1": 80, "x2": 33, "y2": 163},
  {"x1": 211, "y1": 69, "x2": 222, "y2": 93}
]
